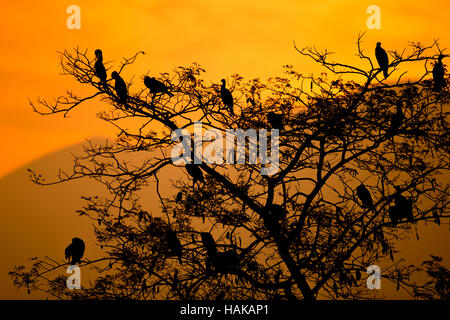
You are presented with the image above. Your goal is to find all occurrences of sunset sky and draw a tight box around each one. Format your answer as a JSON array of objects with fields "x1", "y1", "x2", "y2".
[
  {"x1": 1, "y1": 0, "x2": 449, "y2": 178},
  {"x1": 0, "y1": 0, "x2": 449, "y2": 299}
]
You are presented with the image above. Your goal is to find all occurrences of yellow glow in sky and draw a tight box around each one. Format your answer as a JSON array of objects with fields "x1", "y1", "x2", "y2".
[{"x1": 0, "y1": 0, "x2": 449, "y2": 177}]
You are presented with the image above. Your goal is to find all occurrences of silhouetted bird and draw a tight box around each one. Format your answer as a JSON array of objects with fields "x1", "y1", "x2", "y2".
[
  {"x1": 389, "y1": 187, "x2": 414, "y2": 226},
  {"x1": 65, "y1": 238, "x2": 85, "y2": 265},
  {"x1": 220, "y1": 79, "x2": 234, "y2": 116},
  {"x1": 185, "y1": 163, "x2": 204, "y2": 186},
  {"x1": 144, "y1": 76, "x2": 173, "y2": 96},
  {"x1": 375, "y1": 42, "x2": 389, "y2": 78},
  {"x1": 389, "y1": 187, "x2": 414, "y2": 225},
  {"x1": 94, "y1": 49, "x2": 107, "y2": 88},
  {"x1": 389, "y1": 102, "x2": 405, "y2": 136},
  {"x1": 175, "y1": 192, "x2": 183, "y2": 203},
  {"x1": 200, "y1": 232, "x2": 217, "y2": 257},
  {"x1": 166, "y1": 230, "x2": 183, "y2": 264},
  {"x1": 269, "y1": 204, "x2": 286, "y2": 221},
  {"x1": 267, "y1": 112, "x2": 283, "y2": 130},
  {"x1": 356, "y1": 184, "x2": 374, "y2": 209},
  {"x1": 433, "y1": 54, "x2": 445, "y2": 91},
  {"x1": 111, "y1": 71, "x2": 128, "y2": 103}
]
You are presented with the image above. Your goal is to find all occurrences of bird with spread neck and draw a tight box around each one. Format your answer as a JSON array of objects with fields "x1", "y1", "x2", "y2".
[
  {"x1": 220, "y1": 79, "x2": 234, "y2": 116},
  {"x1": 375, "y1": 42, "x2": 389, "y2": 79}
]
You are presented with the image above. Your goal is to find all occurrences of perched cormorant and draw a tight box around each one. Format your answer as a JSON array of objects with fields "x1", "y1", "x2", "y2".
[
  {"x1": 144, "y1": 76, "x2": 173, "y2": 96},
  {"x1": 166, "y1": 230, "x2": 183, "y2": 264},
  {"x1": 388, "y1": 205, "x2": 399, "y2": 225},
  {"x1": 267, "y1": 112, "x2": 283, "y2": 130},
  {"x1": 220, "y1": 79, "x2": 234, "y2": 116},
  {"x1": 356, "y1": 184, "x2": 374, "y2": 209},
  {"x1": 389, "y1": 187, "x2": 414, "y2": 225},
  {"x1": 433, "y1": 54, "x2": 445, "y2": 91},
  {"x1": 94, "y1": 49, "x2": 107, "y2": 88},
  {"x1": 396, "y1": 187, "x2": 413, "y2": 220},
  {"x1": 388, "y1": 102, "x2": 405, "y2": 136},
  {"x1": 185, "y1": 163, "x2": 205, "y2": 186},
  {"x1": 65, "y1": 237, "x2": 85, "y2": 265},
  {"x1": 215, "y1": 291, "x2": 226, "y2": 300},
  {"x1": 375, "y1": 42, "x2": 389, "y2": 78},
  {"x1": 111, "y1": 71, "x2": 128, "y2": 103},
  {"x1": 200, "y1": 232, "x2": 217, "y2": 258}
]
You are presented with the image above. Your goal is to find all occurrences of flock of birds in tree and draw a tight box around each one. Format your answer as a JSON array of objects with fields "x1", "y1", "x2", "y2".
[
  {"x1": 375, "y1": 42, "x2": 446, "y2": 91},
  {"x1": 93, "y1": 45, "x2": 446, "y2": 133},
  {"x1": 64, "y1": 44, "x2": 446, "y2": 274},
  {"x1": 94, "y1": 50, "x2": 244, "y2": 119},
  {"x1": 356, "y1": 184, "x2": 414, "y2": 226}
]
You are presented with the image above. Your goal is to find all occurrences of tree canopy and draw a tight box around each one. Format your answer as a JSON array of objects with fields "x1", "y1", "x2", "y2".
[{"x1": 10, "y1": 35, "x2": 450, "y2": 300}]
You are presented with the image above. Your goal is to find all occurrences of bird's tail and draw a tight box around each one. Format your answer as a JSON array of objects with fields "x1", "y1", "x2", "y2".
[{"x1": 383, "y1": 68, "x2": 389, "y2": 78}]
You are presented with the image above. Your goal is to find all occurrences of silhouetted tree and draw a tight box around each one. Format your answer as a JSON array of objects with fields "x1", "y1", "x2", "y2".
[
  {"x1": 412, "y1": 256, "x2": 449, "y2": 299},
  {"x1": 10, "y1": 35, "x2": 450, "y2": 300}
]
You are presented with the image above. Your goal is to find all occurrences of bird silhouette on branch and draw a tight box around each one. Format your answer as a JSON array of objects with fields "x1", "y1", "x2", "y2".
[{"x1": 11, "y1": 34, "x2": 450, "y2": 300}]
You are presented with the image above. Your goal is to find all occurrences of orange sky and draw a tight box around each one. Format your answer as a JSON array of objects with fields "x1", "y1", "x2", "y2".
[
  {"x1": 0, "y1": 0, "x2": 449, "y2": 299},
  {"x1": 1, "y1": 0, "x2": 449, "y2": 178}
]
